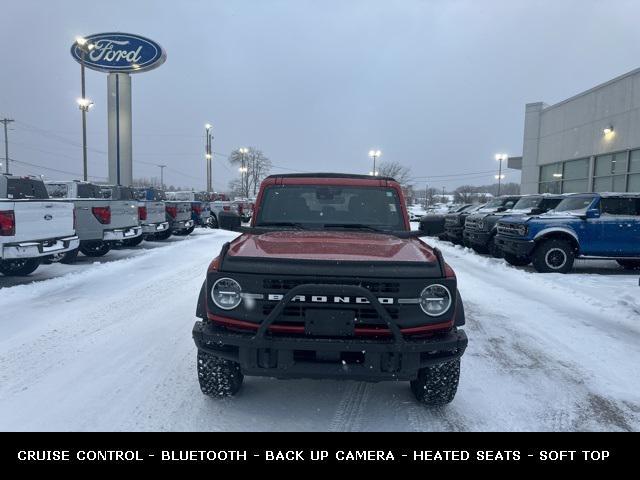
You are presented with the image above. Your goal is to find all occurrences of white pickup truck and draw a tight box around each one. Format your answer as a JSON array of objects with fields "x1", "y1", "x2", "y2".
[
  {"x1": 0, "y1": 175, "x2": 78, "y2": 276},
  {"x1": 45, "y1": 181, "x2": 141, "y2": 262}
]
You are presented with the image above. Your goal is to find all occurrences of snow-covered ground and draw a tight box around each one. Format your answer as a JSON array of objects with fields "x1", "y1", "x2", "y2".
[{"x1": 1, "y1": 228, "x2": 639, "y2": 431}]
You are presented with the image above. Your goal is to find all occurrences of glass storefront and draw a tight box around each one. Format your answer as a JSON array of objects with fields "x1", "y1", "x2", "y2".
[{"x1": 539, "y1": 150, "x2": 640, "y2": 193}]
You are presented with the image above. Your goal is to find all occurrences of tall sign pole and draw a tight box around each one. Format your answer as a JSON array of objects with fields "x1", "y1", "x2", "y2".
[
  {"x1": 1, "y1": 118, "x2": 14, "y2": 174},
  {"x1": 71, "y1": 32, "x2": 166, "y2": 186}
]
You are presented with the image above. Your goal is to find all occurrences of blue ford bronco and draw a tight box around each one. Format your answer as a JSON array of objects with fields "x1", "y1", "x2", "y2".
[
  {"x1": 463, "y1": 194, "x2": 564, "y2": 257},
  {"x1": 495, "y1": 193, "x2": 640, "y2": 273}
]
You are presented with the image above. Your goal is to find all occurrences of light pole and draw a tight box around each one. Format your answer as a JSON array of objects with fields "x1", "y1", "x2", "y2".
[
  {"x1": 75, "y1": 36, "x2": 95, "y2": 181},
  {"x1": 157, "y1": 164, "x2": 167, "y2": 189},
  {"x1": 205, "y1": 124, "x2": 212, "y2": 193},
  {"x1": 494, "y1": 153, "x2": 508, "y2": 196},
  {"x1": 368, "y1": 149, "x2": 381, "y2": 176},
  {"x1": 239, "y1": 147, "x2": 249, "y2": 198}
]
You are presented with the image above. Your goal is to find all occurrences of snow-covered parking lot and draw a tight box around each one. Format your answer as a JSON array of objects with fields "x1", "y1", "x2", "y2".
[{"x1": 1, "y1": 228, "x2": 639, "y2": 431}]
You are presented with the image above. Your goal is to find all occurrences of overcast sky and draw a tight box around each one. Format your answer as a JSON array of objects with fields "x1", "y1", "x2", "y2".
[{"x1": 2, "y1": 0, "x2": 640, "y2": 191}]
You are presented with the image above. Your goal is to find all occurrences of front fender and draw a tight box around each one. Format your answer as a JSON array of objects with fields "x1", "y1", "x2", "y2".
[
  {"x1": 195, "y1": 280, "x2": 207, "y2": 319},
  {"x1": 454, "y1": 290, "x2": 465, "y2": 327},
  {"x1": 533, "y1": 227, "x2": 579, "y2": 243}
]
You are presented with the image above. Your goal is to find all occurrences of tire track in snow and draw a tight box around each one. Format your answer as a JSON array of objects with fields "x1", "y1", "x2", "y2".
[{"x1": 328, "y1": 382, "x2": 372, "y2": 432}]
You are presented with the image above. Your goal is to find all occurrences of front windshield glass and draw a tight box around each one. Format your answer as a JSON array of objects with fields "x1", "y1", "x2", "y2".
[
  {"x1": 512, "y1": 196, "x2": 541, "y2": 210},
  {"x1": 553, "y1": 195, "x2": 596, "y2": 213},
  {"x1": 482, "y1": 199, "x2": 503, "y2": 208},
  {"x1": 255, "y1": 185, "x2": 405, "y2": 231}
]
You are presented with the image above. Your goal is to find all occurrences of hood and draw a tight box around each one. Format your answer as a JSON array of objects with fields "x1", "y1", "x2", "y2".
[{"x1": 226, "y1": 230, "x2": 438, "y2": 263}]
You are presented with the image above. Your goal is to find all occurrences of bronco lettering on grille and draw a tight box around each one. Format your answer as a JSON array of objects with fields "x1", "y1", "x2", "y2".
[{"x1": 266, "y1": 294, "x2": 394, "y2": 304}]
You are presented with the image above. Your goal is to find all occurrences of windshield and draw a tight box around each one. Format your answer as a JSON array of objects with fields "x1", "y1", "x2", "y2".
[
  {"x1": 483, "y1": 198, "x2": 504, "y2": 209},
  {"x1": 553, "y1": 195, "x2": 596, "y2": 213},
  {"x1": 255, "y1": 185, "x2": 406, "y2": 231},
  {"x1": 512, "y1": 196, "x2": 541, "y2": 210}
]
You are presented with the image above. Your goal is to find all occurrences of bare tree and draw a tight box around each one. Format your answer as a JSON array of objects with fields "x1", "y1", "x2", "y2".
[
  {"x1": 228, "y1": 147, "x2": 272, "y2": 198},
  {"x1": 377, "y1": 161, "x2": 412, "y2": 187}
]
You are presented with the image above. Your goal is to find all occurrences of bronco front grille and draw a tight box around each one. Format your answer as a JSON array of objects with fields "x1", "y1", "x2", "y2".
[
  {"x1": 497, "y1": 223, "x2": 524, "y2": 236},
  {"x1": 262, "y1": 279, "x2": 400, "y2": 294},
  {"x1": 262, "y1": 304, "x2": 400, "y2": 321},
  {"x1": 464, "y1": 219, "x2": 482, "y2": 231}
]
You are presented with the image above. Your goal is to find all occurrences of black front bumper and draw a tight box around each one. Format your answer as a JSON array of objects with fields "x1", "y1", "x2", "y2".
[
  {"x1": 193, "y1": 321, "x2": 467, "y2": 381},
  {"x1": 494, "y1": 235, "x2": 536, "y2": 257},
  {"x1": 445, "y1": 226, "x2": 464, "y2": 242},
  {"x1": 193, "y1": 282, "x2": 467, "y2": 382},
  {"x1": 463, "y1": 229, "x2": 490, "y2": 247}
]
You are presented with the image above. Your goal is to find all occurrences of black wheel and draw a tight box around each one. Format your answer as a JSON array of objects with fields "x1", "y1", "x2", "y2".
[
  {"x1": 208, "y1": 215, "x2": 219, "y2": 229},
  {"x1": 617, "y1": 260, "x2": 640, "y2": 270},
  {"x1": 411, "y1": 358, "x2": 460, "y2": 407},
  {"x1": 122, "y1": 235, "x2": 144, "y2": 247},
  {"x1": 175, "y1": 225, "x2": 196, "y2": 236},
  {"x1": 531, "y1": 239, "x2": 574, "y2": 273},
  {"x1": 153, "y1": 229, "x2": 172, "y2": 241},
  {"x1": 503, "y1": 252, "x2": 531, "y2": 267},
  {"x1": 44, "y1": 248, "x2": 79, "y2": 265},
  {"x1": 197, "y1": 350, "x2": 243, "y2": 397},
  {"x1": 0, "y1": 258, "x2": 41, "y2": 276},
  {"x1": 488, "y1": 236, "x2": 503, "y2": 259},
  {"x1": 79, "y1": 241, "x2": 111, "y2": 257}
]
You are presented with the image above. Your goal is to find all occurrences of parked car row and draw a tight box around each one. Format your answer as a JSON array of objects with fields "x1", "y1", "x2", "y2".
[
  {"x1": 419, "y1": 192, "x2": 640, "y2": 274},
  {"x1": 0, "y1": 175, "x2": 242, "y2": 277}
]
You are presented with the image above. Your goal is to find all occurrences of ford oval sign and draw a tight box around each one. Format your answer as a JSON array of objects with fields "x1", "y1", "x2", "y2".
[{"x1": 70, "y1": 32, "x2": 166, "y2": 73}]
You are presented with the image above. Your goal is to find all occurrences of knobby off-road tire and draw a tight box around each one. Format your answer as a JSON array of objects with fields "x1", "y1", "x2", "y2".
[
  {"x1": 0, "y1": 258, "x2": 41, "y2": 276},
  {"x1": 122, "y1": 235, "x2": 144, "y2": 247},
  {"x1": 197, "y1": 350, "x2": 244, "y2": 397},
  {"x1": 411, "y1": 358, "x2": 460, "y2": 407},
  {"x1": 503, "y1": 252, "x2": 531, "y2": 267},
  {"x1": 531, "y1": 239, "x2": 575, "y2": 274},
  {"x1": 617, "y1": 259, "x2": 640, "y2": 270}
]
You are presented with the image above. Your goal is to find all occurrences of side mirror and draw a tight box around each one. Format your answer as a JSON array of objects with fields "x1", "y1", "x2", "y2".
[
  {"x1": 218, "y1": 211, "x2": 242, "y2": 231},
  {"x1": 496, "y1": 206, "x2": 507, "y2": 212},
  {"x1": 530, "y1": 208, "x2": 543, "y2": 215},
  {"x1": 419, "y1": 216, "x2": 446, "y2": 236},
  {"x1": 585, "y1": 208, "x2": 600, "y2": 219}
]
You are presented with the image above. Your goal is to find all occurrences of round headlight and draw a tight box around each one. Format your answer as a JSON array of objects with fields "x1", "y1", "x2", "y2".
[
  {"x1": 517, "y1": 225, "x2": 527, "y2": 236},
  {"x1": 211, "y1": 277, "x2": 242, "y2": 310},
  {"x1": 419, "y1": 284, "x2": 452, "y2": 317},
  {"x1": 477, "y1": 221, "x2": 485, "y2": 230}
]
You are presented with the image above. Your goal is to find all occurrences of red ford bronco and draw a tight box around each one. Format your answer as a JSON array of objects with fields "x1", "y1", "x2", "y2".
[{"x1": 193, "y1": 173, "x2": 467, "y2": 406}]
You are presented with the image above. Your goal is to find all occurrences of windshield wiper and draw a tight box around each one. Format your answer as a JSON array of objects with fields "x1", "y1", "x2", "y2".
[
  {"x1": 323, "y1": 223, "x2": 391, "y2": 233},
  {"x1": 254, "y1": 222, "x2": 307, "y2": 229}
]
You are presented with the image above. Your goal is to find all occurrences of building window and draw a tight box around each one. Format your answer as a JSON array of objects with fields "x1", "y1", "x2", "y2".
[
  {"x1": 561, "y1": 158, "x2": 589, "y2": 193},
  {"x1": 539, "y1": 158, "x2": 589, "y2": 193},
  {"x1": 630, "y1": 150, "x2": 640, "y2": 192},
  {"x1": 539, "y1": 163, "x2": 562, "y2": 194},
  {"x1": 593, "y1": 152, "x2": 629, "y2": 192}
]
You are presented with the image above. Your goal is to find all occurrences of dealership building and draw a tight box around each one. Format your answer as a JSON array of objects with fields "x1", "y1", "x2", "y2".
[{"x1": 509, "y1": 67, "x2": 640, "y2": 194}]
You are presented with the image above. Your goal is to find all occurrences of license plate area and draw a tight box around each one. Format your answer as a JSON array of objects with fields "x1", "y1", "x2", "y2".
[{"x1": 304, "y1": 309, "x2": 355, "y2": 337}]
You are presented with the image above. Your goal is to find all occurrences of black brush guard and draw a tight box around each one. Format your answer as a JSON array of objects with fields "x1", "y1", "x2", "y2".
[{"x1": 193, "y1": 283, "x2": 467, "y2": 381}]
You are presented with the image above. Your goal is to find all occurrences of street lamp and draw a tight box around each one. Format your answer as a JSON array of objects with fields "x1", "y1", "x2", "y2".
[
  {"x1": 368, "y1": 149, "x2": 381, "y2": 176},
  {"x1": 205, "y1": 124, "x2": 213, "y2": 193},
  {"x1": 239, "y1": 148, "x2": 249, "y2": 198},
  {"x1": 75, "y1": 36, "x2": 95, "y2": 181},
  {"x1": 494, "y1": 153, "x2": 508, "y2": 195}
]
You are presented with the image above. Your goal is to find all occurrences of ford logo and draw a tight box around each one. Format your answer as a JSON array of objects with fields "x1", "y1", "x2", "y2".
[
  {"x1": 70, "y1": 32, "x2": 166, "y2": 73},
  {"x1": 44, "y1": 214, "x2": 53, "y2": 221}
]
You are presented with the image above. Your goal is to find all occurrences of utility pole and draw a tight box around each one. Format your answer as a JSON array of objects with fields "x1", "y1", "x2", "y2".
[
  {"x1": 157, "y1": 164, "x2": 167, "y2": 189},
  {"x1": 1, "y1": 118, "x2": 14, "y2": 174},
  {"x1": 205, "y1": 124, "x2": 213, "y2": 194}
]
